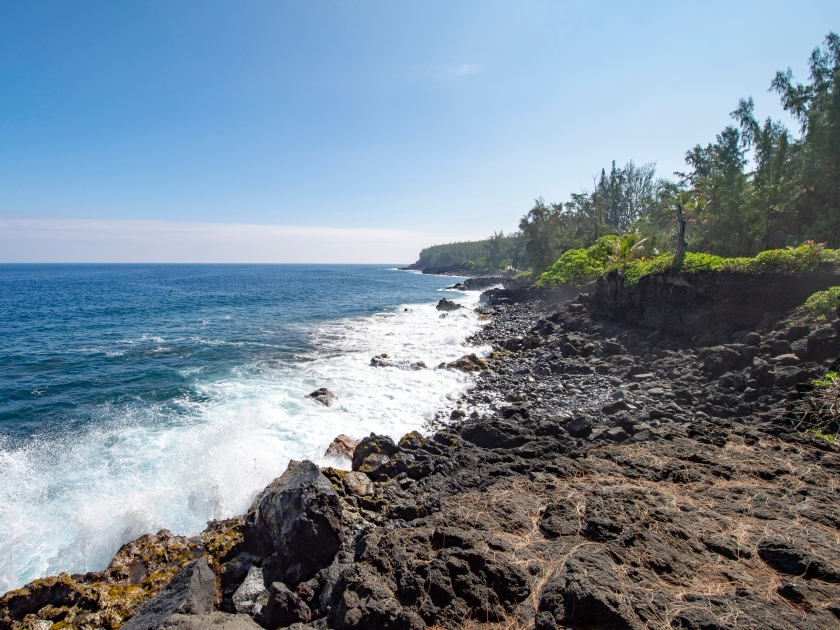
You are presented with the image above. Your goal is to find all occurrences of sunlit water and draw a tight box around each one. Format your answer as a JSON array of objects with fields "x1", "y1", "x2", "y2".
[{"x1": 0, "y1": 264, "x2": 488, "y2": 591}]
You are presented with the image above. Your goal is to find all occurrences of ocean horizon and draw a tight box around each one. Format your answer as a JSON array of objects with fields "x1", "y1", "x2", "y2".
[{"x1": 0, "y1": 264, "x2": 488, "y2": 591}]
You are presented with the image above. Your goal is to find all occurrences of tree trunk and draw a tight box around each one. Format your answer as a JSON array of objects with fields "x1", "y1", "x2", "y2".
[{"x1": 673, "y1": 204, "x2": 687, "y2": 268}]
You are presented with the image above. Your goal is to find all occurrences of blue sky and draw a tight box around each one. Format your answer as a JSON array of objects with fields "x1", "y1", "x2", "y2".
[{"x1": 0, "y1": 1, "x2": 837, "y2": 262}]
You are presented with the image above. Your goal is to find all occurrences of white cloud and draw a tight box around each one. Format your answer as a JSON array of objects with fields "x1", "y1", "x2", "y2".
[{"x1": 0, "y1": 218, "x2": 469, "y2": 264}]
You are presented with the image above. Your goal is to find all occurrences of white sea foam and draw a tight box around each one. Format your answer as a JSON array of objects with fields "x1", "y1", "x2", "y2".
[{"x1": 0, "y1": 291, "x2": 488, "y2": 592}]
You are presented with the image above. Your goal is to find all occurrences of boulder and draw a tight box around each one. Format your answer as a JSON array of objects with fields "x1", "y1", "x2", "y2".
[
  {"x1": 370, "y1": 354, "x2": 394, "y2": 368},
  {"x1": 436, "y1": 298, "x2": 462, "y2": 312},
  {"x1": 122, "y1": 557, "x2": 218, "y2": 630},
  {"x1": 351, "y1": 434, "x2": 398, "y2": 471},
  {"x1": 258, "y1": 582, "x2": 311, "y2": 629},
  {"x1": 410, "y1": 361, "x2": 427, "y2": 370},
  {"x1": 251, "y1": 461, "x2": 344, "y2": 585},
  {"x1": 566, "y1": 417, "x2": 592, "y2": 438},
  {"x1": 231, "y1": 566, "x2": 269, "y2": 616},
  {"x1": 342, "y1": 471, "x2": 375, "y2": 498},
  {"x1": 324, "y1": 435, "x2": 359, "y2": 460},
  {"x1": 440, "y1": 353, "x2": 488, "y2": 372},
  {"x1": 305, "y1": 388, "x2": 338, "y2": 407}
]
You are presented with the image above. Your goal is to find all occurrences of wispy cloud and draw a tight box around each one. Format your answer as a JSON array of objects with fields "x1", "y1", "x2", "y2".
[
  {"x1": 0, "y1": 219, "x2": 471, "y2": 264},
  {"x1": 445, "y1": 63, "x2": 480, "y2": 78}
]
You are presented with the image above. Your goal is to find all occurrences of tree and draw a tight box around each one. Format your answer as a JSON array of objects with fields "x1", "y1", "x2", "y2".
[{"x1": 519, "y1": 198, "x2": 566, "y2": 273}]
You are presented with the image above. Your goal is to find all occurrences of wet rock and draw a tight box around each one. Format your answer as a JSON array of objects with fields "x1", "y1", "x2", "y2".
[
  {"x1": 324, "y1": 435, "x2": 359, "y2": 460},
  {"x1": 410, "y1": 361, "x2": 427, "y2": 370},
  {"x1": 436, "y1": 298, "x2": 462, "y2": 312},
  {"x1": 231, "y1": 566, "x2": 268, "y2": 616},
  {"x1": 370, "y1": 354, "x2": 394, "y2": 368},
  {"x1": 305, "y1": 388, "x2": 338, "y2": 407},
  {"x1": 450, "y1": 409, "x2": 467, "y2": 419},
  {"x1": 351, "y1": 435, "x2": 398, "y2": 471},
  {"x1": 250, "y1": 461, "x2": 344, "y2": 585},
  {"x1": 440, "y1": 353, "x2": 488, "y2": 372},
  {"x1": 219, "y1": 557, "x2": 253, "y2": 604},
  {"x1": 122, "y1": 557, "x2": 217, "y2": 630}
]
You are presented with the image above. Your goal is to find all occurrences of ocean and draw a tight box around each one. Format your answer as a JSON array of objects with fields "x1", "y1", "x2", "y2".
[{"x1": 0, "y1": 264, "x2": 488, "y2": 592}]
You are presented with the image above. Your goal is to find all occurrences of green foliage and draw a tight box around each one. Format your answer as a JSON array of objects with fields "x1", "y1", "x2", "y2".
[
  {"x1": 534, "y1": 235, "x2": 619, "y2": 287},
  {"x1": 814, "y1": 372, "x2": 839, "y2": 388},
  {"x1": 414, "y1": 232, "x2": 527, "y2": 272},
  {"x1": 812, "y1": 430, "x2": 836, "y2": 443},
  {"x1": 620, "y1": 244, "x2": 840, "y2": 285},
  {"x1": 804, "y1": 287, "x2": 840, "y2": 317}
]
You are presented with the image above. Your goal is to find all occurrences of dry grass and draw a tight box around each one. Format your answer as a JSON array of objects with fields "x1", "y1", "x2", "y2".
[{"x1": 425, "y1": 429, "x2": 840, "y2": 629}]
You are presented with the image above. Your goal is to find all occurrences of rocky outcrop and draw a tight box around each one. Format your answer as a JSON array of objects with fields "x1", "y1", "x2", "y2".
[
  {"x1": 369, "y1": 354, "x2": 394, "y2": 368},
  {"x1": 305, "y1": 388, "x2": 338, "y2": 407},
  {"x1": 437, "y1": 353, "x2": 488, "y2": 372},
  {"x1": 122, "y1": 558, "x2": 217, "y2": 630},
  {"x1": 590, "y1": 267, "x2": 840, "y2": 338},
  {"x1": 324, "y1": 435, "x2": 359, "y2": 460},
  {"x1": 435, "y1": 298, "x2": 462, "y2": 312},
  {"x1": 248, "y1": 460, "x2": 344, "y2": 585}
]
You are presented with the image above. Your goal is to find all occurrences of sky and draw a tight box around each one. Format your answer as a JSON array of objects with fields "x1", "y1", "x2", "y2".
[{"x1": 0, "y1": 1, "x2": 837, "y2": 263}]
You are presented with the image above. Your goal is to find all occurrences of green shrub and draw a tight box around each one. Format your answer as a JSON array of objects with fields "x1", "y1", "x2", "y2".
[
  {"x1": 805, "y1": 288, "x2": 840, "y2": 318},
  {"x1": 535, "y1": 235, "x2": 619, "y2": 287},
  {"x1": 537, "y1": 241, "x2": 840, "y2": 289}
]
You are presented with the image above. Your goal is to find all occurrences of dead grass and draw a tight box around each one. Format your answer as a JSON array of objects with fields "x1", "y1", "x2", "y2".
[{"x1": 427, "y1": 428, "x2": 839, "y2": 629}]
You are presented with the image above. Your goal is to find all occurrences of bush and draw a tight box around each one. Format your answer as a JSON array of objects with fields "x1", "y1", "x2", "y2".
[
  {"x1": 804, "y1": 287, "x2": 840, "y2": 318},
  {"x1": 537, "y1": 241, "x2": 840, "y2": 289},
  {"x1": 535, "y1": 235, "x2": 619, "y2": 287}
]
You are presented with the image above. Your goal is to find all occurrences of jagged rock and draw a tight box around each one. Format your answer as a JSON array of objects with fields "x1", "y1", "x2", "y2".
[
  {"x1": 250, "y1": 461, "x2": 344, "y2": 585},
  {"x1": 220, "y1": 554, "x2": 256, "y2": 601},
  {"x1": 439, "y1": 353, "x2": 488, "y2": 372},
  {"x1": 536, "y1": 547, "x2": 641, "y2": 630},
  {"x1": 566, "y1": 417, "x2": 592, "y2": 438},
  {"x1": 258, "y1": 582, "x2": 311, "y2": 629},
  {"x1": 342, "y1": 471, "x2": 375, "y2": 497},
  {"x1": 370, "y1": 354, "x2": 394, "y2": 367},
  {"x1": 122, "y1": 557, "x2": 217, "y2": 630},
  {"x1": 324, "y1": 435, "x2": 359, "y2": 460},
  {"x1": 158, "y1": 612, "x2": 263, "y2": 630},
  {"x1": 231, "y1": 566, "x2": 268, "y2": 616},
  {"x1": 410, "y1": 361, "x2": 428, "y2": 370},
  {"x1": 757, "y1": 539, "x2": 840, "y2": 581},
  {"x1": 436, "y1": 298, "x2": 462, "y2": 312},
  {"x1": 460, "y1": 419, "x2": 533, "y2": 449},
  {"x1": 351, "y1": 434, "x2": 398, "y2": 471},
  {"x1": 305, "y1": 388, "x2": 338, "y2": 407}
]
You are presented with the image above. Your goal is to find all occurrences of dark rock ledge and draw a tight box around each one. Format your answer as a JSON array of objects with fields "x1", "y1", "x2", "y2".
[{"x1": 4, "y1": 273, "x2": 840, "y2": 630}]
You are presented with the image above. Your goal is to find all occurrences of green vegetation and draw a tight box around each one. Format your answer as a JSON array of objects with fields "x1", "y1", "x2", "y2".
[
  {"x1": 413, "y1": 232, "x2": 527, "y2": 272},
  {"x1": 418, "y1": 33, "x2": 840, "y2": 282},
  {"x1": 805, "y1": 286, "x2": 840, "y2": 317},
  {"x1": 813, "y1": 430, "x2": 836, "y2": 443},
  {"x1": 536, "y1": 241, "x2": 840, "y2": 288}
]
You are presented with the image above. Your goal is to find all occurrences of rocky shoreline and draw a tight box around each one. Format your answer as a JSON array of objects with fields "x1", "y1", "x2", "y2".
[{"x1": 4, "y1": 271, "x2": 840, "y2": 630}]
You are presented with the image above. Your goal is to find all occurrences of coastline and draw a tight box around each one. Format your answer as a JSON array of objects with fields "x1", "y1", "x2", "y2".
[
  {"x1": 3, "y1": 273, "x2": 840, "y2": 629},
  {"x1": 0, "y1": 267, "x2": 486, "y2": 595}
]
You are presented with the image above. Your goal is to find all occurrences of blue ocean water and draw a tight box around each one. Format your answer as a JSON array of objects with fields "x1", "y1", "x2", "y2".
[{"x1": 0, "y1": 264, "x2": 488, "y2": 591}]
